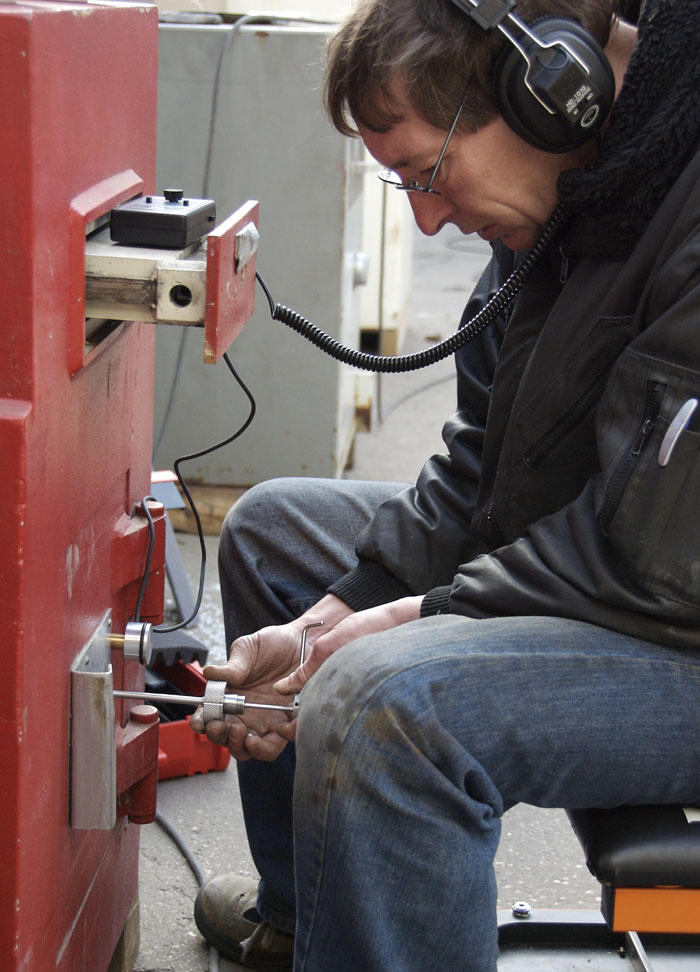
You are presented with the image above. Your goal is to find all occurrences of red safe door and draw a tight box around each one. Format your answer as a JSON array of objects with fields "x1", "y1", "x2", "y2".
[{"x1": 0, "y1": 3, "x2": 164, "y2": 969}]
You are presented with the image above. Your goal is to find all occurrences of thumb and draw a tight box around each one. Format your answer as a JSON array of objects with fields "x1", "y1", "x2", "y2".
[
  {"x1": 273, "y1": 655, "x2": 318, "y2": 696},
  {"x1": 203, "y1": 660, "x2": 247, "y2": 687},
  {"x1": 204, "y1": 633, "x2": 258, "y2": 686}
]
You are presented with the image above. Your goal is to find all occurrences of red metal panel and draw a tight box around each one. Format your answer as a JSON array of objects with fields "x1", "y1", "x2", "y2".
[
  {"x1": 0, "y1": 3, "x2": 161, "y2": 969},
  {"x1": 204, "y1": 200, "x2": 259, "y2": 362},
  {"x1": 153, "y1": 660, "x2": 231, "y2": 779}
]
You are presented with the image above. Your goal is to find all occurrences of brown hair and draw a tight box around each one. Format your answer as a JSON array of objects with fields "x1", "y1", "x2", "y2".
[{"x1": 325, "y1": 0, "x2": 618, "y2": 136}]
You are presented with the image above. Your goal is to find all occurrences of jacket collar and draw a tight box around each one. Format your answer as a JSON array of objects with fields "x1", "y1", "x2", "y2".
[{"x1": 556, "y1": 0, "x2": 700, "y2": 257}]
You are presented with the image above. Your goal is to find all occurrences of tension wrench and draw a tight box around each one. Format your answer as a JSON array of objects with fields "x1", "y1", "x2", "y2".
[
  {"x1": 293, "y1": 620, "x2": 324, "y2": 709},
  {"x1": 113, "y1": 682, "x2": 295, "y2": 722}
]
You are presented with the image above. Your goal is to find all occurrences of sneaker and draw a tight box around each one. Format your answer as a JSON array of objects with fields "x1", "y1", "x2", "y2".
[{"x1": 194, "y1": 873, "x2": 294, "y2": 971}]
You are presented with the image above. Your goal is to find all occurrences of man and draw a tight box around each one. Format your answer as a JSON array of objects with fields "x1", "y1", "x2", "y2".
[{"x1": 192, "y1": 1, "x2": 700, "y2": 969}]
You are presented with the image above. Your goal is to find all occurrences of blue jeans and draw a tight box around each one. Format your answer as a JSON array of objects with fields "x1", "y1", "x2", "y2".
[{"x1": 219, "y1": 478, "x2": 700, "y2": 971}]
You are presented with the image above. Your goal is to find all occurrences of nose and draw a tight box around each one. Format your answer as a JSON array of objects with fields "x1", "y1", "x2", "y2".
[{"x1": 407, "y1": 190, "x2": 455, "y2": 236}]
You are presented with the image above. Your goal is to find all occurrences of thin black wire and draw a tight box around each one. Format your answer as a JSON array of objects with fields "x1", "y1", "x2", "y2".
[
  {"x1": 155, "y1": 810, "x2": 220, "y2": 972},
  {"x1": 134, "y1": 353, "x2": 256, "y2": 632},
  {"x1": 204, "y1": 13, "x2": 338, "y2": 197},
  {"x1": 257, "y1": 205, "x2": 568, "y2": 373},
  {"x1": 133, "y1": 494, "x2": 157, "y2": 623}
]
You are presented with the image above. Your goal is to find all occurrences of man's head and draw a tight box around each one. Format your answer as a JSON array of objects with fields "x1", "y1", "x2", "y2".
[
  {"x1": 325, "y1": 0, "x2": 617, "y2": 139},
  {"x1": 325, "y1": 0, "x2": 619, "y2": 250}
]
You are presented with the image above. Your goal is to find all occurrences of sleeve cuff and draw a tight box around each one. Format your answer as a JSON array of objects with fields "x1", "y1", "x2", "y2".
[
  {"x1": 420, "y1": 586, "x2": 452, "y2": 617},
  {"x1": 327, "y1": 560, "x2": 414, "y2": 611}
]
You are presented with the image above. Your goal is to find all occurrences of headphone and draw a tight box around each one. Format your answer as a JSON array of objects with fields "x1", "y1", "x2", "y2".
[{"x1": 449, "y1": 0, "x2": 615, "y2": 152}]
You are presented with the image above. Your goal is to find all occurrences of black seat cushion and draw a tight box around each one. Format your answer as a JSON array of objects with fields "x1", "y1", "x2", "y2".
[{"x1": 566, "y1": 805, "x2": 700, "y2": 887}]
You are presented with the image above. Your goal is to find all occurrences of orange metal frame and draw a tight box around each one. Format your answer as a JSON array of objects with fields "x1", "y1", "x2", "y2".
[{"x1": 609, "y1": 886, "x2": 700, "y2": 934}]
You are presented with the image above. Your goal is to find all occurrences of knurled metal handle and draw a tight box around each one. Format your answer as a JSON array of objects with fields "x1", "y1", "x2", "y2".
[{"x1": 202, "y1": 680, "x2": 227, "y2": 722}]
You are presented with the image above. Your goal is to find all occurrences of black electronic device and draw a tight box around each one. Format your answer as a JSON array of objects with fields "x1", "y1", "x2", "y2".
[
  {"x1": 110, "y1": 188, "x2": 217, "y2": 248},
  {"x1": 449, "y1": 0, "x2": 615, "y2": 152}
]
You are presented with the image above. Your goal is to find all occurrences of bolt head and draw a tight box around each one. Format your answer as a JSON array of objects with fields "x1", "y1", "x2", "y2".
[{"x1": 130, "y1": 704, "x2": 159, "y2": 724}]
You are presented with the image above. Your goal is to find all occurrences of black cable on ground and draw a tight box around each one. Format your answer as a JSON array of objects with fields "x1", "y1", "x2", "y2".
[{"x1": 155, "y1": 810, "x2": 220, "y2": 972}]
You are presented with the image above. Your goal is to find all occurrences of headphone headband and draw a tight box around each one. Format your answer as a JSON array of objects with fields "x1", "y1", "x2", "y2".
[
  {"x1": 450, "y1": 0, "x2": 515, "y2": 31},
  {"x1": 448, "y1": 0, "x2": 615, "y2": 151}
]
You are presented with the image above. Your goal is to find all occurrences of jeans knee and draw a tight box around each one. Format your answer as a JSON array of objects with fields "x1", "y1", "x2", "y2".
[
  {"x1": 221, "y1": 478, "x2": 287, "y2": 533},
  {"x1": 220, "y1": 477, "x2": 305, "y2": 559},
  {"x1": 297, "y1": 637, "x2": 414, "y2": 754}
]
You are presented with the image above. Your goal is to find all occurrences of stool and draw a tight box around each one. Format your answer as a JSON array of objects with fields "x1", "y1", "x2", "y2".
[{"x1": 566, "y1": 805, "x2": 700, "y2": 935}]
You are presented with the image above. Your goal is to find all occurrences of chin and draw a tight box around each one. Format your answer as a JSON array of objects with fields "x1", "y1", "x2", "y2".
[{"x1": 501, "y1": 230, "x2": 538, "y2": 252}]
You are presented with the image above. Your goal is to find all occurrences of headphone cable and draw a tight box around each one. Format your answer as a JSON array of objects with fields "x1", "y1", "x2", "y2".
[
  {"x1": 137, "y1": 205, "x2": 565, "y2": 629},
  {"x1": 259, "y1": 205, "x2": 568, "y2": 373}
]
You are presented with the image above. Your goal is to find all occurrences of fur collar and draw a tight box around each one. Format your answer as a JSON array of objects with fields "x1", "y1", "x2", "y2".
[{"x1": 557, "y1": 0, "x2": 700, "y2": 252}]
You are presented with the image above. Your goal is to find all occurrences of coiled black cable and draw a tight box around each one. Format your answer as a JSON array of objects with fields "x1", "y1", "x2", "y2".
[{"x1": 257, "y1": 205, "x2": 568, "y2": 373}]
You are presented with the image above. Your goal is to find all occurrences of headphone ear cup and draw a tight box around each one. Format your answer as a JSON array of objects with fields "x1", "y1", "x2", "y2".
[{"x1": 494, "y1": 17, "x2": 615, "y2": 152}]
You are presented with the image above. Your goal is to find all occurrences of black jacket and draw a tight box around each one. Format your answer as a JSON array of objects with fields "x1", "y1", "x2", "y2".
[{"x1": 330, "y1": 0, "x2": 700, "y2": 649}]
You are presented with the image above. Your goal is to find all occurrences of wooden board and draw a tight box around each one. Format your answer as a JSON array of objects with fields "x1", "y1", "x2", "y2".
[{"x1": 168, "y1": 485, "x2": 247, "y2": 536}]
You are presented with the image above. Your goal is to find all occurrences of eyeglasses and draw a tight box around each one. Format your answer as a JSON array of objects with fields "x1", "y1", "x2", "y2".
[{"x1": 378, "y1": 96, "x2": 466, "y2": 195}]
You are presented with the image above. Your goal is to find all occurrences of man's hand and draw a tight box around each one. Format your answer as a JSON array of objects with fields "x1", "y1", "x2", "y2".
[
  {"x1": 272, "y1": 595, "x2": 423, "y2": 742},
  {"x1": 191, "y1": 594, "x2": 423, "y2": 759},
  {"x1": 190, "y1": 594, "x2": 353, "y2": 761}
]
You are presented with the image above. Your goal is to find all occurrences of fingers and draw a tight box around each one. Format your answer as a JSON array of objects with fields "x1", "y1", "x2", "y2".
[
  {"x1": 272, "y1": 622, "x2": 343, "y2": 694},
  {"x1": 211, "y1": 720, "x2": 287, "y2": 762},
  {"x1": 276, "y1": 720, "x2": 298, "y2": 744},
  {"x1": 190, "y1": 707, "x2": 289, "y2": 762},
  {"x1": 202, "y1": 630, "x2": 266, "y2": 688},
  {"x1": 243, "y1": 729, "x2": 288, "y2": 761}
]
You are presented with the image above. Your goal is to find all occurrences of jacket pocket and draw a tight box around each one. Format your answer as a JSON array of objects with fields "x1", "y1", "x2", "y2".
[
  {"x1": 525, "y1": 367, "x2": 611, "y2": 471},
  {"x1": 596, "y1": 351, "x2": 700, "y2": 604},
  {"x1": 503, "y1": 315, "x2": 635, "y2": 537},
  {"x1": 598, "y1": 377, "x2": 664, "y2": 533}
]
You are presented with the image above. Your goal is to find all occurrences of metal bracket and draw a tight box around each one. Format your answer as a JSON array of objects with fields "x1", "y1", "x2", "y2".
[
  {"x1": 85, "y1": 232, "x2": 206, "y2": 325},
  {"x1": 624, "y1": 931, "x2": 655, "y2": 972},
  {"x1": 85, "y1": 199, "x2": 259, "y2": 363},
  {"x1": 69, "y1": 611, "x2": 116, "y2": 830}
]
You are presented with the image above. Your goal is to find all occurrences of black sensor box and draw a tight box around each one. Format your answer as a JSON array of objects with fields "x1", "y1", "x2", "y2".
[{"x1": 110, "y1": 190, "x2": 216, "y2": 248}]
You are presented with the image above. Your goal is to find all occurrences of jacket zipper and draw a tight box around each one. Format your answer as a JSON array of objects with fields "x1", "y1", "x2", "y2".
[
  {"x1": 525, "y1": 373, "x2": 610, "y2": 471},
  {"x1": 599, "y1": 380, "x2": 664, "y2": 535},
  {"x1": 559, "y1": 246, "x2": 571, "y2": 285},
  {"x1": 486, "y1": 504, "x2": 506, "y2": 547}
]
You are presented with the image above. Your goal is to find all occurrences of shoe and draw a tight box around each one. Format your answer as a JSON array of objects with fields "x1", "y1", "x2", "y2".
[{"x1": 194, "y1": 873, "x2": 294, "y2": 971}]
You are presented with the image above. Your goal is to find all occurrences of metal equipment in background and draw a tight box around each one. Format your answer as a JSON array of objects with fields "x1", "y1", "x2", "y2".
[
  {"x1": 153, "y1": 19, "x2": 368, "y2": 484},
  {"x1": 0, "y1": 4, "x2": 257, "y2": 968}
]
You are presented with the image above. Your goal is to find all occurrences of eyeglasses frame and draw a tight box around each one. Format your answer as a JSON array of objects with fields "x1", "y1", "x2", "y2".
[{"x1": 378, "y1": 95, "x2": 467, "y2": 195}]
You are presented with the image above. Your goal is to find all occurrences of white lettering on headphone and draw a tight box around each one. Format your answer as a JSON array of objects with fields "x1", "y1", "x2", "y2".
[
  {"x1": 580, "y1": 104, "x2": 600, "y2": 128},
  {"x1": 566, "y1": 83, "x2": 592, "y2": 116}
]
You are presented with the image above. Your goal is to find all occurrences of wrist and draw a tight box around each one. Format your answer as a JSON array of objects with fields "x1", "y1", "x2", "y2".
[
  {"x1": 299, "y1": 593, "x2": 354, "y2": 628},
  {"x1": 389, "y1": 595, "x2": 423, "y2": 626}
]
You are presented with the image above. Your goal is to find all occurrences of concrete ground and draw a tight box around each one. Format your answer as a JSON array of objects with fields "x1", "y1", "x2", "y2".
[{"x1": 134, "y1": 226, "x2": 600, "y2": 972}]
